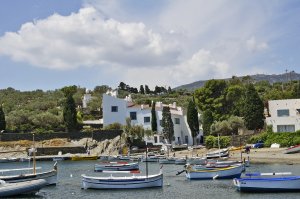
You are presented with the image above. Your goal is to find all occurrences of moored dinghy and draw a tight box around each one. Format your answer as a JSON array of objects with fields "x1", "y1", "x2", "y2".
[
  {"x1": 284, "y1": 144, "x2": 300, "y2": 154},
  {"x1": 82, "y1": 170, "x2": 163, "y2": 189},
  {"x1": 0, "y1": 162, "x2": 58, "y2": 185},
  {"x1": 94, "y1": 162, "x2": 139, "y2": 172},
  {"x1": 0, "y1": 179, "x2": 47, "y2": 197},
  {"x1": 233, "y1": 172, "x2": 300, "y2": 192},
  {"x1": 186, "y1": 163, "x2": 243, "y2": 180}
]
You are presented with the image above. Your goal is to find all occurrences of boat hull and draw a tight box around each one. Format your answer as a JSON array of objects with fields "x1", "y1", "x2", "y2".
[
  {"x1": 82, "y1": 173, "x2": 163, "y2": 189},
  {"x1": 94, "y1": 162, "x2": 139, "y2": 172},
  {"x1": 284, "y1": 145, "x2": 300, "y2": 154},
  {"x1": 186, "y1": 164, "x2": 243, "y2": 180},
  {"x1": 0, "y1": 179, "x2": 48, "y2": 197},
  {"x1": 233, "y1": 176, "x2": 300, "y2": 192}
]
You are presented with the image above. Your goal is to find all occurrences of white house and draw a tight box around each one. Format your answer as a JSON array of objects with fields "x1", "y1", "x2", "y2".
[
  {"x1": 265, "y1": 99, "x2": 300, "y2": 132},
  {"x1": 82, "y1": 89, "x2": 92, "y2": 108},
  {"x1": 102, "y1": 90, "x2": 201, "y2": 145}
]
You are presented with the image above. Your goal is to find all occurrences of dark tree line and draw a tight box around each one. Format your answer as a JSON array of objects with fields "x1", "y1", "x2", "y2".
[{"x1": 118, "y1": 82, "x2": 171, "y2": 95}]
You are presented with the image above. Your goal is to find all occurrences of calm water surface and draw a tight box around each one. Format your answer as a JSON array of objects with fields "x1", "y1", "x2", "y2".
[{"x1": 1, "y1": 160, "x2": 300, "y2": 199}]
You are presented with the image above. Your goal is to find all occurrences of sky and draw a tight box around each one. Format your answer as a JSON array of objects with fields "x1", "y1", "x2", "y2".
[{"x1": 0, "y1": 0, "x2": 300, "y2": 91}]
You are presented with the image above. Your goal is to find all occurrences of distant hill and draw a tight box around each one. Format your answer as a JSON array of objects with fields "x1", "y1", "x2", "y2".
[{"x1": 174, "y1": 72, "x2": 300, "y2": 91}]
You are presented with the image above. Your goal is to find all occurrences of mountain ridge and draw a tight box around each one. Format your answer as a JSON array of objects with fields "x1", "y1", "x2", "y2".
[{"x1": 174, "y1": 72, "x2": 300, "y2": 91}]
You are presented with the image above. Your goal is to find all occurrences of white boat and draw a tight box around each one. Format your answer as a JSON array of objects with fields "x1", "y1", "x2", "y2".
[
  {"x1": 0, "y1": 179, "x2": 47, "y2": 197},
  {"x1": 118, "y1": 156, "x2": 131, "y2": 161},
  {"x1": 141, "y1": 153, "x2": 160, "y2": 162},
  {"x1": 94, "y1": 162, "x2": 139, "y2": 172},
  {"x1": 82, "y1": 171, "x2": 163, "y2": 189},
  {"x1": 0, "y1": 163, "x2": 58, "y2": 185},
  {"x1": 206, "y1": 148, "x2": 229, "y2": 159},
  {"x1": 284, "y1": 144, "x2": 300, "y2": 154},
  {"x1": 186, "y1": 164, "x2": 243, "y2": 180},
  {"x1": 233, "y1": 172, "x2": 300, "y2": 192},
  {"x1": 0, "y1": 157, "x2": 18, "y2": 163},
  {"x1": 187, "y1": 157, "x2": 207, "y2": 165},
  {"x1": 159, "y1": 158, "x2": 176, "y2": 164},
  {"x1": 53, "y1": 157, "x2": 64, "y2": 161},
  {"x1": 175, "y1": 158, "x2": 186, "y2": 165}
]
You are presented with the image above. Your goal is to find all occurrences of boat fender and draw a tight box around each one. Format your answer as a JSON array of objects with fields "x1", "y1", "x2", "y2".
[
  {"x1": 213, "y1": 175, "x2": 219, "y2": 180},
  {"x1": 0, "y1": 180, "x2": 6, "y2": 184}
]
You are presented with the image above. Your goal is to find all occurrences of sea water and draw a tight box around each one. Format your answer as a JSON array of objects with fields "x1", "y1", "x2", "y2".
[{"x1": 1, "y1": 161, "x2": 300, "y2": 199}]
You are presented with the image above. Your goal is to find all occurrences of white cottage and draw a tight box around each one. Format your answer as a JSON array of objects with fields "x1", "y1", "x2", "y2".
[
  {"x1": 266, "y1": 99, "x2": 300, "y2": 132},
  {"x1": 102, "y1": 91, "x2": 199, "y2": 145}
]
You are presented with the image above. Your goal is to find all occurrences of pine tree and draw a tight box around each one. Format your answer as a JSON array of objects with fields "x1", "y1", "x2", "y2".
[
  {"x1": 151, "y1": 102, "x2": 157, "y2": 132},
  {"x1": 162, "y1": 106, "x2": 174, "y2": 143},
  {"x1": 202, "y1": 110, "x2": 213, "y2": 136},
  {"x1": 61, "y1": 86, "x2": 78, "y2": 132},
  {"x1": 187, "y1": 100, "x2": 199, "y2": 145},
  {"x1": 243, "y1": 84, "x2": 264, "y2": 130},
  {"x1": 145, "y1": 85, "x2": 151, "y2": 94},
  {"x1": 0, "y1": 105, "x2": 6, "y2": 131},
  {"x1": 139, "y1": 85, "x2": 145, "y2": 94}
]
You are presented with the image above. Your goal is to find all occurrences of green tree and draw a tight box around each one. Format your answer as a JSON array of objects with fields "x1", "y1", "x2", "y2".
[
  {"x1": 162, "y1": 106, "x2": 174, "y2": 143},
  {"x1": 0, "y1": 105, "x2": 6, "y2": 131},
  {"x1": 292, "y1": 81, "x2": 300, "y2": 98},
  {"x1": 243, "y1": 84, "x2": 264, "y2": 130},
  {"x1": 194, "y1": 79, "x2": 229, "y2": 121},
  {"x1": 62, "y1": 86, "x2": 78, "y2": 132},
  {"x1": 145, "y1": 85, "x2": 151, "y2": 94},
  {"x1": 187, "y1": 99, "x2": 199, "y2": 145},
  {"x1": 93, "y1": 85, "x2": 110, "y2": 94},
  {"x1": 118, "y1": 82, "x2": 126, "y2": 90},
  {"x1": 139, "y1": 85, "x2": 145, "y2": 94},
  {"x1": 202, "y1": 110, "x2": 213, "y2": 136},
  {"x1": 151, "y1": 102, "x2": 157, "y2": 132}
]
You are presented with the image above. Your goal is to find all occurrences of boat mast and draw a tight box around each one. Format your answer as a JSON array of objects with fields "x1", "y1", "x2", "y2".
[
  {"x1": 33, "y1": 133, "x2": 36, "y2": 175},
  {"x1": 218, "y1": 134, "x2": 221, "y2": 158},
  {"x1": 146, "y1": 147, "x2": 148, "y2": 178}
]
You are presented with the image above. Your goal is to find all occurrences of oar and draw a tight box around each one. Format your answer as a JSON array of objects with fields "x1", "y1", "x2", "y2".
[{"x1": 176, "y1": 170, "x2": 186, "y2": 175}]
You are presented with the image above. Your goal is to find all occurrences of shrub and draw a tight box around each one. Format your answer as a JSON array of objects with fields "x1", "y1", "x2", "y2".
[
  {"x1": 205, "y1": 135, "x2": 231, "y2": 149},
  {"x1": 204, "y1": 136, "x2": 215, "y2": 149},
  {"x1": 249, "y1": 130, "x2": 300, "y2": 147}
]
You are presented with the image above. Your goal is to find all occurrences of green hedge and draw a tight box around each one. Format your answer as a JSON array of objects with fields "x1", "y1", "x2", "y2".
[
  {"x1": 249, "y1": 130, "x2": 300, "y2": 147},
  {"x1": 205, "y1": 135, "x2": 231, "y2": 149}
]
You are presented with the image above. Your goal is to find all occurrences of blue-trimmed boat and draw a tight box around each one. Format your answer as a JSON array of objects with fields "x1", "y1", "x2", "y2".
[
  {"x1": 94, "y1": 162, "x2": 139, "y2": 172},
  {"x1": 233, "y1": 172, "x2": 300, "y2": 192},
  {"x1": 81, "y1": 170, "x2": 163, "y2": 189},
  {"x1": 0, "y1": 179, "x2": 47, "y2": 197},
  {"x1": 186, "y1": 164, "x2": 243, "y2": 180}
]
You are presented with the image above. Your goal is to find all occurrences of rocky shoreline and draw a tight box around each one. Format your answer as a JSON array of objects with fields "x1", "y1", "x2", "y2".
[{"x1": 0, "y1": 139, "x2": 299, "y2": 164}]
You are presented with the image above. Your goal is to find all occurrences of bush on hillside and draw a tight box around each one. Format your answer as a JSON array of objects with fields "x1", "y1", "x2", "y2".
[
  {"x1": 205, "y1": 135, "x2": 231, "y2": 149},
  {"x1": 248, "y1": 130, "x2": 300, "y2": 147}
]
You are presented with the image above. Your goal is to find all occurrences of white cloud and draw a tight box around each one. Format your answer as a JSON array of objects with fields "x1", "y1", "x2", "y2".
[
  {"x1": 246, "y1": 37, "x2": 269, "y2": 52},
  {"x1": 122, "y1": 49, "x2": 230, "y2": 88},
  {"x1": 0, "y1": 6, "x2": 180, "y2": 70}
]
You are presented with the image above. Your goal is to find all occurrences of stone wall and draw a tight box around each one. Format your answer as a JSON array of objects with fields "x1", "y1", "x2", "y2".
[
  {"x1": 0, "y1": 130, "x2": 122, "y2": 142},
  {"x1": 36, "y1": 146, "x2": 86, "y2": 155}
]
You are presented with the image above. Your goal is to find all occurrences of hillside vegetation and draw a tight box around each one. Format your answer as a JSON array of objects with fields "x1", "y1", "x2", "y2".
[{"x1": 0, "y1": 76, "x2": 300, "y2": 136}]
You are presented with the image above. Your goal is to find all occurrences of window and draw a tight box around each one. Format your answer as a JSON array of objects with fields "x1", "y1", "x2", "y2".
[
  {"x1": 175, "y1": 118, "x2": 180, "y2": 124},
  {"x1": 144, "y1": 116, "x2": 150, "y2": 123},
  {"x1": 277, "y1": 125, "x2": 295, "y2": 132},
  {"x1": 277, "y1": 109, "x2": 289, "y2": 117},
  {"x1": 111, "y1": 106, "x2": 118, "y2": 112},
  {"x1": 130, "y1": 112, "x2": 137, "y2": 120}
]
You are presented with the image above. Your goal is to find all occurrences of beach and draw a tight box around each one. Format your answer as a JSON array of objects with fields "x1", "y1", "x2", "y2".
[
  {"x1": 173, "y1": 147, "x2": 300, "y2": 164},
  {"x1": 0, "y1": 139, "x2": 299, "y2": 164}
]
